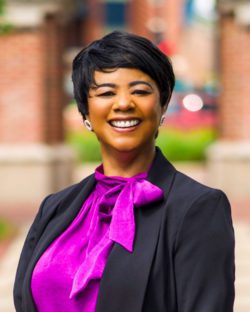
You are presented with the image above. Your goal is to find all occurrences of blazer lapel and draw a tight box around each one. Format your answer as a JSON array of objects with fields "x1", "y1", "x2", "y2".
[
  {"x1": 96, "y1": 148, "x2": 176, "y2": 312},
  {"x1": 22, "y1": 175, "x2": 96, "y2": 311}
]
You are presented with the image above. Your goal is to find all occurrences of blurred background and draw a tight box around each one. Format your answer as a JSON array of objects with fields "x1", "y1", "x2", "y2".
[{"x1": 0, "y1": 0, "x2": 250, "y2": 311}]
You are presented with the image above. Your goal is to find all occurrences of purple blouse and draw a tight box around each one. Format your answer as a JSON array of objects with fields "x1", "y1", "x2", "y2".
[{"x1": 31, "y1": 165, "x2": 164, "y2": 312}]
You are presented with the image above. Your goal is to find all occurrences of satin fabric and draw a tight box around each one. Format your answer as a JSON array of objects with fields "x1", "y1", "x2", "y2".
[{"x1": 31, "y1": 166, "x2": 163, "y2": 312}]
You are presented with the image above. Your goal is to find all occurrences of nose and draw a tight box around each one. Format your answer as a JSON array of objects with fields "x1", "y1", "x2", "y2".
[{"x1": 113, "y1": 95, "x2": 135, "y2": 111}]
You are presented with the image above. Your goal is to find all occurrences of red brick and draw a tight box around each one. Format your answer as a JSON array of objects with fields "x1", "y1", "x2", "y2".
[
  {"x1": 0, "y1": 13, "x2": 65, "y2": 144},
  {"x1": 219, "y1": 16, "x2": 250, "y2": 140}
]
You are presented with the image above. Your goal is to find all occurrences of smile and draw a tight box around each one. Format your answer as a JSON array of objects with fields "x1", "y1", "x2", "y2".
[{"x1": 109, "y1": 119, "x2": 141, "y2": 128}]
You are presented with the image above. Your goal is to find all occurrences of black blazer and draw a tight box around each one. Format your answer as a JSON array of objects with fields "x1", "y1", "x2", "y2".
[{"x1": 14, "y1": 148, "x2": 235, "y2": 311}]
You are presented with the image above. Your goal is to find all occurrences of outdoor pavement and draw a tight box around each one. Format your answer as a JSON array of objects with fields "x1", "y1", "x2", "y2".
[{"x1": 0, "y1": 163, "x2": 249, "y2": 311}]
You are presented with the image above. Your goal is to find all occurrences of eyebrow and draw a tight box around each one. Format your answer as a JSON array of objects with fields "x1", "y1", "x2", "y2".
[
  {"x1": 90, "y1": 83, "x2": 116, "y2": 90},
  {"x1": 91, "y1": 81, "x2": 153, "y2": 90},
  {"x1": 129, "y1": 81, "x2": 153, "y2": 88}
]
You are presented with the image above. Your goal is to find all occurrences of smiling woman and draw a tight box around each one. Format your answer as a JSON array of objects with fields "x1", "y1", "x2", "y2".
[
  {"x1": 14, "y1": 31, "x2": 234, "y2": 312},
  {"x1": 87, "y1": 68, "x2": 164, "y2": 176}
]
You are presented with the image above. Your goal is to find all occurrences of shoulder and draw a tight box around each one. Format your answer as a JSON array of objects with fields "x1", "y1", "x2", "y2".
[
  {"x1": 152, "y1": 149, "x2": 229, "y2": 219},
  {"x1": 39, "y1": 174, "x2": 95, "y2": 218},
  {"x1": 153, "y1": 148, "x2": 225, "y2": 204},
  {"x1": 171, "y1": 169, "x2": 227, "y2": 206},
  {"x1": 165, "y1": 169, "x2": 232, "y2": 237}
]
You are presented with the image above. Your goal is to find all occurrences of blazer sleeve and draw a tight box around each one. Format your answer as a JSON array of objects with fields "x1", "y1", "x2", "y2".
[
  {"x1": 13, "y1": 195, "x2": 52, "y2": 311},
  {"x1": 174, "y1": 189, "x2": 235, "y2": 312}
]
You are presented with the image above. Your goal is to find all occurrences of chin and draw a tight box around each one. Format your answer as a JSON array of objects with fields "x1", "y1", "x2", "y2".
[
  {"x1": 101, "y1": 141, "x2": 138, "y2": 154},
  {"x1": 100, "y1": 135, "x2": 155, "y2": 155},
  {"x1": 112, "y1": 144, "x2": 139, "y2": 153},
  {"x1": 109, "y1": 140, "x2": 154, "y2": 155}
]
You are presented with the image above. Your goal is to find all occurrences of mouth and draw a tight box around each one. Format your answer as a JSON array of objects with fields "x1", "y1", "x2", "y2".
[{"x1": 109, "y1": 119, "x2": 141, "y2": 129}]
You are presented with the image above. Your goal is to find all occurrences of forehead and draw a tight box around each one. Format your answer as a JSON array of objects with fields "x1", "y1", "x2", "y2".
[{"x1": 92, "y1": 68, "x2": 157, "y2": 86}]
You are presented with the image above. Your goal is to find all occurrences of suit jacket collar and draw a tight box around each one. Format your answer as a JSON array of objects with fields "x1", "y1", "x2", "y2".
[{"x1": 22, "y1": 148, "x2": 176, "y2": 311}]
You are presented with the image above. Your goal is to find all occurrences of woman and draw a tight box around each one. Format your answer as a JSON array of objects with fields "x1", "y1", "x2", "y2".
[{"x1": 14, "y1": 31, "x2": 235, "y2": 311}]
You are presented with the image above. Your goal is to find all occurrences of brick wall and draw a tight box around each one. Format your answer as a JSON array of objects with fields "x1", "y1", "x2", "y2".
[
  {"x1": 0, "y1": 30, "x2": 45, "y2": 143},
  {"x1": 162, "y1": 0, "x2": 184, "y2": 50},
  {"x1": 127, "y1": 0, "x2": 152, "y2": 39},
  {"x1": 219, "y1": 15, "x2": 250, "y2": 140},
  {"x1": 82, "y1": 0, "x2": 105, "y2": 44},
  {"x1": 127, "y1": 0, "x2": 184, "y2": 48},
  {"x1": 0, "y1": 14, "x2": 65, "y2": 144},
  {"x1": 43, "y1": 14, "x2": 64, "y2": 143}
]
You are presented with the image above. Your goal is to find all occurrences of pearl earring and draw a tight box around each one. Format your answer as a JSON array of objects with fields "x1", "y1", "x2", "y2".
[{"x1": 84, "y1": 119, "x2": 93, "y2": 131}]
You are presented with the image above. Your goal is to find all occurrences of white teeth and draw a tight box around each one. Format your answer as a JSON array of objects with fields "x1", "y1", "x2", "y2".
[{"x1": 110, "y1": 119, "x2": 140, "y2": 128}]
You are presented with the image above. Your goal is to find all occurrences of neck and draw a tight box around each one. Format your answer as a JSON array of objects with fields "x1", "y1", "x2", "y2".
[{"x1": 101, "y1": 145, "x2": 156, "y2": 177}]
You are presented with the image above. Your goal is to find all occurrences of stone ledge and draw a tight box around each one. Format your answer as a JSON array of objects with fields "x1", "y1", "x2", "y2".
[
  {"x1": 0, "y1": 144, "x2": 76, "y2": 206},
  {"x1": 0, "y1": 144, "x2": 75, "y2": 164},
  {"x1": 4, "y1": 3, "x2": 60, "y2": 27},
  {"x1": 206, "y1": 141, "x2": 250, "y2": 200},
  {"x1": 206, "y1": 141, "x2": 250, "y2": 160}
]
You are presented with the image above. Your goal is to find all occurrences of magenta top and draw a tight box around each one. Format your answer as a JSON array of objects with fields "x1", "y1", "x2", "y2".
[{"x1": 31, "y1": 165, "x2": 164, "y2": 312}]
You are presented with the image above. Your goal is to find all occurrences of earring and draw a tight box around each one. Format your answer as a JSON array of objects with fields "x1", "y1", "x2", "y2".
[
  {"x1": 160, "y1": 115, "x2": 165, "y2": 126},
  {"x1": 84, "y1": 119, "x2": 93, "y2": 131}
]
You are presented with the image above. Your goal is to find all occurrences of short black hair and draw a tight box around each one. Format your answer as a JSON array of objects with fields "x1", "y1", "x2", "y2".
[{"x1": 72, "y1": 31, "x2": 175, "y2": 118}]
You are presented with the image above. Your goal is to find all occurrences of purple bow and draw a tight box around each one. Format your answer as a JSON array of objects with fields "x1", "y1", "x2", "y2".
[{"x1": 70, "y1": 170, "x2": 164, "y2": 299}]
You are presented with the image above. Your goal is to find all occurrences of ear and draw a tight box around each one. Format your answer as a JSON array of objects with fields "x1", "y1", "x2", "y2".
[
  {"x1": 83, "y1": 114, "x2": 90, "y2": 121},
  {"x1": 161, "y1": 104, "x2": 167, "y2": 115}
]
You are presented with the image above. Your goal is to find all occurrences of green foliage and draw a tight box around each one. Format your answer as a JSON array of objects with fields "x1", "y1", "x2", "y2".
[
  {"x1": 0, "y1": 23, "x2": 14, "y2": 35},
  {"x1": 66, "y1": 130, "x2": 102, "y2": 162},
  {"x1": 0, "y1": 0, "x2": 14, "y2": 35},
  {"x1": 156, "y1": 127, "x2": 216, "y2": 161},
  {"x1": 0, "y1": 219, "x2": 15, "y2": 240},
  {"x1": 66, "y1": 127, "x2": 216, "y2": 163},
  {"x1": 0, "y1": 0, "x2": 5, "y2": 16}
]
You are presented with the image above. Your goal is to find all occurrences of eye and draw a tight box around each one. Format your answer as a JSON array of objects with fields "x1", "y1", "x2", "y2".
[
  {"x1": 97, "y1": 91, "x2": 115, "y2": 97},
  {"x1": 132, "y1": 89, "x2": 152, "y2": 96}
]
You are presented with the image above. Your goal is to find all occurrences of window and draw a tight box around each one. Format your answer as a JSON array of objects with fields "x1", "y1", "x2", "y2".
[{"x1": 104, "y1": 1, "x2": 126, "y2": 27}]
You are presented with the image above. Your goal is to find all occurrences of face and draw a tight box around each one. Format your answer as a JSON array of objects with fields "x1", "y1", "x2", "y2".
[{"x1": 87, "y1": 68, "x2": 165, "y2": 155}]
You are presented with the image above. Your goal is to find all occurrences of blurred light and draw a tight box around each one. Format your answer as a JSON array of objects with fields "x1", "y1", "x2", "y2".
[
  {"x1": 171, "y1": 55, "x2": 189, "y2": 76},
  {"x1": 193, "y1": 0, "x2": 216, "y2": 20},
  {"x1": 182, "y1": 94, "x2": 204, "y2": 112}
]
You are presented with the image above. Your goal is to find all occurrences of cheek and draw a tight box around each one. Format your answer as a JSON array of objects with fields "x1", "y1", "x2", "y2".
[
  {"x1": 88, "y1": 97, "x2": 113, "y2": 117},
  {"x1": 145, "y1": 102, "x2": 163, "y2": 121},
  {"x1": 88, "y1": 104, "x2": 105, "y2": 123}
]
